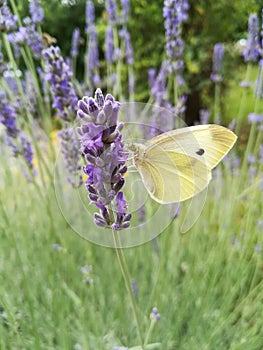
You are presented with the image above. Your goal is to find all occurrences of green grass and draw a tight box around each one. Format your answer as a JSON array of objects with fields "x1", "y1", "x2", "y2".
[{"x1": 0, "y1": 115, "x2": 263, "y2": 350}]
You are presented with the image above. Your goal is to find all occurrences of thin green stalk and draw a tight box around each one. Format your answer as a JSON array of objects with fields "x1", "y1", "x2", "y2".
[
  {"x1": 235, "y1": 63, "x2": 253, "y2": 134},
  {"x1": 173, "y1": 73, "x2": 178, "y2": 110},
  {"x1": 238, "y1": 61, "x2": 263, "y2": 192},
  {"x1": 143, "y1": 318, "x2": 156, "y2": 348},
  {"x1": 112, "y1": 229, "x2": 145, "y2": 349},
  {"x1": 113, "y1": 26, "x2": 123, "y2": 99},
  {"x1": 214, "y1": 82, "x2": 221, "y2": 124},
  {"x1": 0, "y1": 198, "x2": 42, "y2": 349}
]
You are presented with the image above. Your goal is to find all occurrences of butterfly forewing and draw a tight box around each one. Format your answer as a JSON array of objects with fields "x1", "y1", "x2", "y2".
[{"x1": 145, "y1": 124, "x2": 237, "y2": 170}]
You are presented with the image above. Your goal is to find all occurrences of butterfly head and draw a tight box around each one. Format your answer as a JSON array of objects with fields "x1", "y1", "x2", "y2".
[{"x1": 127, "y1": 143, "x2": 146, "y2": 166}]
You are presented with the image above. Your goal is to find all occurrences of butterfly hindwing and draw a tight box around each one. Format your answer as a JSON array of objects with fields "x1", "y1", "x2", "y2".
[{"x1": 137, "y1": 148, "x2": 211, "y2": 204}]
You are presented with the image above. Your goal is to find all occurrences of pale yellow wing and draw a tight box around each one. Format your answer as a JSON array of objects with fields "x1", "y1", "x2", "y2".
[
  {"x1": 145, "y1": 124, "x2": 237, "y2": 170},
  {"x1": 136, "y1": 148, "x2": 211, "y2": 204}
]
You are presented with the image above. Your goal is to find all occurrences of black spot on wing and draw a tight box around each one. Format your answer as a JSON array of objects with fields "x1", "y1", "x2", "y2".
[{"x1": 196, "y1": 148, "x2": 205, "y2": 156}]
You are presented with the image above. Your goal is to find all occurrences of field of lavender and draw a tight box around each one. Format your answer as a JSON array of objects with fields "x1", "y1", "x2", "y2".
[{"x1": 1, "y1": 1, "x2": 263, "y2": 349}]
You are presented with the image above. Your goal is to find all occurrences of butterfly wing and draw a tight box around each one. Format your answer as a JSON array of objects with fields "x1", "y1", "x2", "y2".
[
  {"x1": 134, "y1": 124, "x2": 237, "y2": 204},
  {"x1": 145, "y1": 124, "x2": 237, "y2": 170},
  {"x1": 135, "y1": 147, "x2": 211, "y2": 204}
]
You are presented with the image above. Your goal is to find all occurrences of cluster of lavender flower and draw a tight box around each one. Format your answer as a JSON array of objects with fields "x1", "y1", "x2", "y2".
[
  {"x1": 0, "y1": 90, "x2": 34, "y2": 174},
  {"x1": 77, "y1": 88, "x2": 131, "y2": 230},
  {"x1": 0, "y1": 0, "x2": 45, "y2": 176},
  {"x1": 163, "y1": 0, "x2": 189, "y2": 74},
  {"x1": 43, "y1": 45, "x2": 83, "y2": 187}
]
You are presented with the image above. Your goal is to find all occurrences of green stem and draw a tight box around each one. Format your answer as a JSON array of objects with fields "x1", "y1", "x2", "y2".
[
  {"x1": 143, "y1": 319, "x2": 156, "y2": 347},
  {"x1": 235, "y1": 63, "x2": 253, "y2": 134},
  {"x1": 214, "y1": 82, "x2": 221, "y2": 124},
  {"x1": 112, "y1": 229, "x2": 145, "y2": 349}
]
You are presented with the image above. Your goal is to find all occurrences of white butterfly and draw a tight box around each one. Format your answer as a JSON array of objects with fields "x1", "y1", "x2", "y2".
[{"x1": 129, "y1": 124, "x2": 237, "y2": 204}]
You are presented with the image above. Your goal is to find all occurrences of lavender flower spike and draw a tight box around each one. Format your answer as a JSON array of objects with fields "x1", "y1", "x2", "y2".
[
  {"x1": 29, "y1": 0, "x2": 44, "y2": 24},
  {"x1": 43, "y1": 45, "x2": 78, "y2": 121},
  {"x1": 243, "y1": 14, "x2": 260, "y2": 62},
  {"x1": 71, "y1": 28, "x2": 80, "y2": 57},
  {"x1": 77, "y1": 89, "x2": 131, "y2": 230},
  {"x1": 210, "y1": 43, "x2": 224, "y2": 83}
]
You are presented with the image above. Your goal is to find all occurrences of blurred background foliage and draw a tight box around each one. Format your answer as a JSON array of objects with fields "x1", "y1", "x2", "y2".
[{"x1": 15, "y1": 0, "x2": 262, "y2": 122}]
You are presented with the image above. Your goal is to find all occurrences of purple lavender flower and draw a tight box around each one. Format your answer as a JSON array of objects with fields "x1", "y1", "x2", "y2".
[
  {"x1": 248, "y1": 112, "x2": 263, "y2": 124},
  {"x1": 148, "y1": 68, "x2": 156, "y2": 89},
  {"x1": 58, "y1": 128, "x2": 83, "y2": 188},
  {"x1": 86, "y1": 25, "x2": 101, "y2": 86},
  {"x1": 243, "y1": 14, "x2": 260, "y2": 62},
  {"x1": 199, "y1": 109, "x2": 210, "y2": 124},
  {"x1": 85, "y1": 0, "x2": 95, "y2": 34},
  {"x1": 119, "y1": 28, "x2": 134, "y2": 65},
  {"x1": 7, "y1": 17, "x2": 44, "y2": 59},
  {"x1": 0, "y1": 91, "x2": 20, "y2": 138},
  {"x1": 0, "y1": 91, "x2": 34, "y2": 172},
  {"x1": 105, "y1": 25, "x2": 115, "y2": 63},
  {"x1": 120, "y1": 0, "x2": 130, "y2": 24},
  {"x1": 77, "y1": 88, "x2": 131, "y2": 230},
  {"x1": 163, "y1": 0, "x2": 189, "y2": 70},
  {"x1": 43, "y1": 45, "x2": 78, "y2": 121},
  {"x1": 150, "y1": 307, "x2": 161, "y2": 321},
  {"x1": 0, "y1": 0, "x2": 17, "y2": 33},
  {"x1": 52, "y1": 243, "x2": 63, "y2": 251},
  {"x1": 29, "y1": 0, "x2": 44, "y2": 24},
  {"x1": 70, "y1": 28, "x2": 80, "y2": 57},
  {"x1": 25, "y1": 70, "x2": 38, "y2": 116},
  {"x1": 105, "y1": 0, "x2": 118, "y2": 25},
  {"x1": 210, "y1": 43, "x2": 224, "y2": 83}
]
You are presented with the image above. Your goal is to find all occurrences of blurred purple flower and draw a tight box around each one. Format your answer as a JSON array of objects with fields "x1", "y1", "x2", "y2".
[
  {"x1": 247, "y1": 154, "x2": 256, "y2": 164},
  {"x1": 52, "y1": 243, "x2": 63, "y2": 251},
  {"x1": 106, "y1": 0, "x2": 118, "y2": 25},
  {"x1": 0, "y1": 0, "x2": 17, "y2": 33},
  {"x1": 86, "y1": 25, "x2": 101, "y2": 86},
  {"x1": 7, "y1": 17, "x2": 44, "y2": 59},
  {"x1": 0, "y1": 91, "x2": 34, "y2": 172},
  {"x1": 81, "y1": 265, "x2": 93, "y2": 274},
  {"x1": 58, "y1": 128, "x2": 83, "y2": 188},
  {"x1": 85, "y1": 0, "x2": 95, "y2": 33},
  {"x1": 120, "y1": 0, "x2": 130, "y2": 24},
  {"x1": 243, "y1": 14, "x2": 260, "y2": 62},
  {"x1": 163, "y1": 0, "x2": 188, "y2": 69},
  {"x1": 239, "y1": 80, "x2": 253, "y2": 89},
  {"x1": 148, "y1": 68, "x2": 156, "y2": 88},
  {"x1": 77, "y1": 89, "x2": 131, "y2": 230},
  {"x1": 210, "y1": 43, "x2": 224, "y2": 83},
  {"x1": 43, "y1": 45, "x2": 78, "y2": 121},
  {"x1": 199, "y1": 109, "x2": 210, "y2": 124},
  {"x1": 29, "y1": 0, "x2": 44, "y2": 24},
  {"x1": 70, "y1": 28, "x2": 80, "y2": 57},
  {"x1": 105, "y1": 25, "x2": 115, "y2": 63},
  {"x1": 150, "y1": 307, "x2": 161, "y2": 321},
  {"x1": 119, "y1": 28, "x2": 134, "y2": 65},
  {"x1": 248, "y1": 112, "x2": 263, "y2": 124}
]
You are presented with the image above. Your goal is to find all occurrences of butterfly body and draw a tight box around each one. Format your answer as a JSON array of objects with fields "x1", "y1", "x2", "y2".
[{"x1": 128, "y1": 124, "x2": 237, "y2": 204}]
